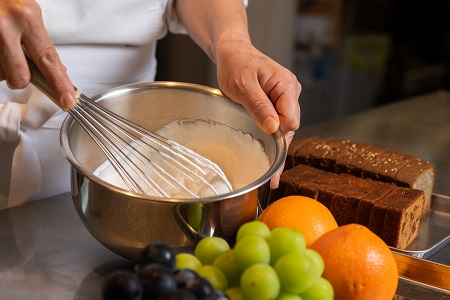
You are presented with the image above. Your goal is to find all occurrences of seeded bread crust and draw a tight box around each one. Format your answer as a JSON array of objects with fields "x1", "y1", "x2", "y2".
[{"x1": 286, "y1": 136, "x2": 435, "y2": 212}]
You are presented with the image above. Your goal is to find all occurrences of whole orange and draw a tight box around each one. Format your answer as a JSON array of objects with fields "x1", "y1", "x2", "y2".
[
  {"x1": 311, "y1": 223, "x2": 398, "y2": 300},
  {"x1": 257, "y1": 196, "x2": 338, "y2": 247}
]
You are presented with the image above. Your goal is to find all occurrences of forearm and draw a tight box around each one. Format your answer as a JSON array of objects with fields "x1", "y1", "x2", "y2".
[{"x1": 174, "y1": 0, "x2": 251, "y2": 64}]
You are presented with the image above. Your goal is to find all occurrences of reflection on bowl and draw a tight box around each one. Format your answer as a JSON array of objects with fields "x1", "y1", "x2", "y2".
[{"x1": 60, "y1": 82, "x2": 286, "y2": 260}]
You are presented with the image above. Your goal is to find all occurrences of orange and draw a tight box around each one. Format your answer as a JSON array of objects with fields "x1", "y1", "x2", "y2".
[
  {"x1": 311, "y1": 223, "x2": 398, "y2": 300},
  {"x1": 257, "y1": 196, "x2": 338, "y2": 247}
]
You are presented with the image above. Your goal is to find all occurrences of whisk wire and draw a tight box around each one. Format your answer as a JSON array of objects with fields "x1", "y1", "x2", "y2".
[
  {"x1": 70, "y1": 98, "x2": 181, "y2": 197},
  {"x1": 68, "y1": 106, "x2": 145, "y2": 194},
  {"x1": 68, "y1": 94, "x2": 232, "y2": 197}
]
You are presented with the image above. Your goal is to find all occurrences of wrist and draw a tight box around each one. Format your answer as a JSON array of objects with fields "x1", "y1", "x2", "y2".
[{"x1": 212, "y1": 32, "x2": 251, "y2": 63}]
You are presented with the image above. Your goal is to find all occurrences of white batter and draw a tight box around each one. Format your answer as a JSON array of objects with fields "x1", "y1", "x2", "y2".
[{"x1": 93, "y1": 119, "x2": 270, "y2": 198}]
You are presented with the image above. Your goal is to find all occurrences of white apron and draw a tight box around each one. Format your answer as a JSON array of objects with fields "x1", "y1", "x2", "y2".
[{"x1": 0, "y1": 0, "x2": 186, "y2": 209}]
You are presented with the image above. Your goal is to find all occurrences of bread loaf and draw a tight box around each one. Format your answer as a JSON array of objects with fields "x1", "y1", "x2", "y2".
[
  {"x1": 271, "y1": 164, "x2": 425, "y2": 249},
  {"x1": 286, "y1": 136, "x2": 435, "y2": 212}
]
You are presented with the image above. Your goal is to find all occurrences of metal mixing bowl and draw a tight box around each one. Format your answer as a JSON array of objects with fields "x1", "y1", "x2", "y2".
[{"x1": 60, "y1": 82, "x2": 286, "y2": 260}]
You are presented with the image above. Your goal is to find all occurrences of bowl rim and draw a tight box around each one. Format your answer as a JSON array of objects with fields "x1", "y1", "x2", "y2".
[{"x1": 60, "y1": 81, "x2": 287, "y2": 203}]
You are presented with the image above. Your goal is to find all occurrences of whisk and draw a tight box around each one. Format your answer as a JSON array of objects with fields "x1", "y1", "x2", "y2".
[{"x1": 26, "y1": 56, "x2": 233, "y2": 198}]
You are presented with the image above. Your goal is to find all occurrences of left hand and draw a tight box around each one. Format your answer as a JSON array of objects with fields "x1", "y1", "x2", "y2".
[{"x1": 215, "y1": 39, "x2": 301, "y2": 188}]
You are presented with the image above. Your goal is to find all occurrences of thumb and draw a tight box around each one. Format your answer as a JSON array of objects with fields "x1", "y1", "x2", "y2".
[{"x1": 240, "y1": 93, "x2": 280, "y2": 134}]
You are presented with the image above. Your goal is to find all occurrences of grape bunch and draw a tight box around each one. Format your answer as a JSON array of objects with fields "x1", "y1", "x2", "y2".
[
  {"x1": 186, "y1": 221, "x2": 334, "y2": 300},
  {"x1": 102, "y1": 241, "x2": 227, "y2": 300},
  {"x1": 102, "y1": 221, "x2": 334, "y2": 300}
]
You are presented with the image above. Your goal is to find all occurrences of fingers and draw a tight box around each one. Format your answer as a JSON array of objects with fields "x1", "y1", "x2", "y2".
[
  {"x1": 269, "y1": 130, "x2": 295, "y2": 189},
  {"x1": 24, "y1": 43, "x2": 77, "y2": 109},
  {"x1": 219, "y1": 70, "x2": 282, "y2": 134},
  {"x1": 270, "y1": 162, "x2": 285, "y2": 189},
  {"x1": 242, "y1": 87, "x2": 281, "y2": 134},
  {"x1": 22, "y1": 12, "x2": 77, "y2": 109},
  {"x1": 0, "y1": 0, "x2": 77, "y2": 109},
  {"x1": 262, "y1": 70, "x2": 301, "y2": 135},
  {"x1": 0, "y1": 15, "x2": 31, "y2": 89}
]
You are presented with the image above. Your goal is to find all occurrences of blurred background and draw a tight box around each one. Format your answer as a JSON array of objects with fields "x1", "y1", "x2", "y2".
[{"x1": 155, "y1": 0, "x2": 450, "y2": 126}]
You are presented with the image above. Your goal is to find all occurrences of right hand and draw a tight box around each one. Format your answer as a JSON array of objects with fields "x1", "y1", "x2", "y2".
[{"x1": 0, "y1": 0, "x2": 77, "y2": 109}]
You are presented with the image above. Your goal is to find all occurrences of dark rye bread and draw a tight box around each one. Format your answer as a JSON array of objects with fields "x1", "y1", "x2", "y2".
[
  {"x1": 369, "y1": 187, "x2": 424, "y2": 249},
  {"x1": 342, "y1": 179, "x2": 381, "y2": 225},
  {"x1": 302, "y1": 172, "x2": 338, "y2": 200},
  {"x1": 274, "y1": 164, "x2": 425, "y2": 249},
  {"x1": 269, "y1": 164, "x2": 327, "y2": 203},
  {"x1": 381, "y1": 188, "x2": 424, "y2": 249},
  {"x1": 285, "y1": 136, "x2": 322, "y2": 169},
  {"x1": 289, "y1": 136, "x2": 435, "y2": 212},
  {"x1": 329, "y1": 177, "x2": 369, "y2": 225},
  {"x1": 317, "y1": 173, "x2": 355, "y2": 210},
  {"x1": 355, "y1": 182, "x2": 396, "y2": 227}
]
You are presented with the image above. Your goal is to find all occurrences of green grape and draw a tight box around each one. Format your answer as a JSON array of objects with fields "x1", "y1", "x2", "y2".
[
  {"x1": 276, "y1": 291, "x2": 303, "y2": 300},
  {"x1": 274, "y1": 253, "x2": 319, "y2": 294},
  {"x1": 304, "y1": 248, "x2": 325, "y2": 277},
  {"x1": 300, "y1": 277, "x2": 334, "y2": 300},
  {"x1": 267, "y1": 227, "x2": 306, "y2": 265},
  {"x1": 194, "y1": 237, "x2": 230, "y2": 265},
  {"x1": 240, "y1": 264, "x2": 280, "y2": 300},
  {"x1": 213, "y1": 249, "x2": 242, "y2": 287},
  {"x1": 197, "y1": 265, "x2": 229, "y2": 291},
  {"x1": 187, "y1": 204, "x2": 202, "y2": 229},
  {"x1": 225, "y1": 286, "x2": 245, "y2": 300},
  {"x1": 236, "y1": 221, "x2": 271, "y2": 241},
  {"x1": 175, "y1": 253, "x2": 202, "y2": 272},
  {"x1": 233, "y1": 235, "x2": 270, "y2": 270}
]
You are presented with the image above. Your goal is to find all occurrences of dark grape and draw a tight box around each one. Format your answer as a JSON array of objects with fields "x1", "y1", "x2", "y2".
[
  {"x1": 102, "y1": 270, "x2": 142, "y2": 300},
  {"x1": 137, "y1": 264, "x2": 177, "y2": 299},
  {"x1": 174, "y1": 269, "x2": 200, "y2": 289},
  {"x1": 184, "y1": 276, "x2": 217, "y2": 300},
  {"x1": 157, "y1": 289, "x2": 197, "y2": 300},
  {"x1": 135, "y1": 241, "x2": 176, "y2": 272}
]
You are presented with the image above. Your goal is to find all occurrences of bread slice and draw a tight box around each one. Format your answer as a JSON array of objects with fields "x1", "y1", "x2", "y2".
[
  {"x1": 301, "y1": 172, "x2": 338, "y2": 200},
  {"x1": 395, "y1": 158, "x2": 435, "y2": 211},
  {"x1": 342, "y1": 179, "x2": 379, "y2": 225},
  {"x1": 316, "y1": 173, "x2": 355, "y2": 209},
  {"x1": 285, "y1": 136, "x2": 321, "y2": 170},
  {"x1": 368, "y1": 186, "x2": 425, "y2": 248},
  {"x1": 290, "y1": 136, "x2": 435, "y2": 211},
  {"x1": 382, "y1": 188, "x2": 425, "y2": 249},
  {"x1": 355, "y1": 182, "x2": 395, "y2": 227},
  {"x1": 308, "y1": 138, "x2": 355, "y2": 172},
  {"x1": 343, "y1": 144, "x2": 387, "y2": 177},
  {"x1": 329, "y1": 176, "x2": 369, "y2": 225},
  {"x1": 270, "y1": 164, "x2": 325, "y2": 203}
]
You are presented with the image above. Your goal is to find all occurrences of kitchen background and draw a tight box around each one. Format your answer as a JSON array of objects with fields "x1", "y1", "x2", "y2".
[{"x1": 155, "y1": 0, "x2": 450, "y2": 126}]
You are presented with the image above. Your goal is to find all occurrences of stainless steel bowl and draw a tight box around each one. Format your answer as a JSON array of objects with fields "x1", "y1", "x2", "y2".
[{"x1": 60, "y1": 82, "x2": 286, "y2": 260}]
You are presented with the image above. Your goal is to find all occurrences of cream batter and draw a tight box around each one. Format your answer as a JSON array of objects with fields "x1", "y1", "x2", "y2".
[{"x1": 93, "y1": 119, "x2": 270, "y2": 198}]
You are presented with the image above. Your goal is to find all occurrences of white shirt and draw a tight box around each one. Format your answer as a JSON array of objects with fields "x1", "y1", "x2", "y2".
[{"x1": 0, "y1": 0, "x2": 185, "y2": 209}]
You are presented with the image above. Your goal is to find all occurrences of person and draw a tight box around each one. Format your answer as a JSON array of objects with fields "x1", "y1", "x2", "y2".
[{"x1": 0, "y1": 0, "x2": 301, "y2": 209}]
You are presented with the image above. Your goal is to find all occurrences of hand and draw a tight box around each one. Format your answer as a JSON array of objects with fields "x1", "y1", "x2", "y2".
[
  {"x1": 0, "y1": 0, "x2": 76, "y2": 109},
  {"x1": 215, "y1": 40, "x2": 301, "y2": 188}
]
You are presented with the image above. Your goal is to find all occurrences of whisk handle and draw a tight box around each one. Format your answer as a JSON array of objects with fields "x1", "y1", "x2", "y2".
[{"x1": 25, "y1": 54, "x2": 78, "y2": 110}]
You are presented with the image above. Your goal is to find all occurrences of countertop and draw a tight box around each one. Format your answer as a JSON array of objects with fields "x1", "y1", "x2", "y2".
[{"x1": 1, "y1": 89, "x2": 450, "y2": 299}]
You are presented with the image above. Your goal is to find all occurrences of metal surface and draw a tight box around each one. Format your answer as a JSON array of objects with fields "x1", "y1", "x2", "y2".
[
  {"x1": 393, "y1": 251, "x2": 450, "y2": 291},
  {"x1": 0, "y1": 90, "x2": 449, "y2": 299},
  {"x1": 396, "y1": 277, "x2": 450, "y2": 299},
  {"x1": 60, "y1": 82, "x2": 286, "y2": 260}
]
